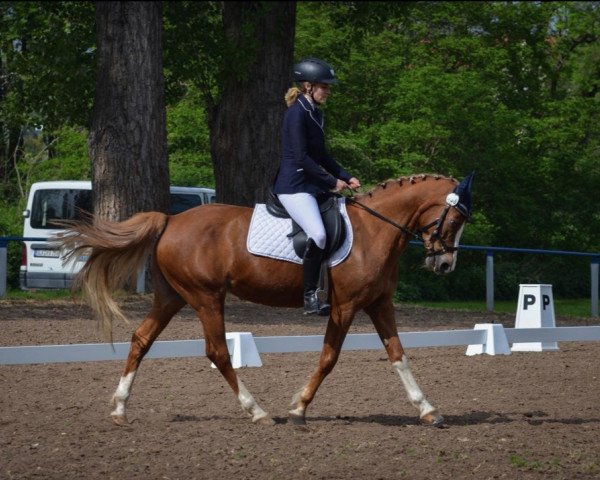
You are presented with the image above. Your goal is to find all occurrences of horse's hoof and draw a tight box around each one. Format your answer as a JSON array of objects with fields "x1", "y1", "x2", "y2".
[
  {"x1": 420, "y1": 411, "x2": 444, "y2": 427},
  {"x1": 253, "y1": 414, "x2": 275, "y2": 426},
  {"x1": 288, "y1": 412, "x2": 307, "y2": 427},
  {"x1": 111, "y1": 414, "x2": 129, "y2": 426}
]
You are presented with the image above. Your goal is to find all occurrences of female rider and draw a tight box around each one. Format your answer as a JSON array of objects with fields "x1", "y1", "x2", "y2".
[{"x1": 271, "y1": 58, "x2": 361, "y2": 316}]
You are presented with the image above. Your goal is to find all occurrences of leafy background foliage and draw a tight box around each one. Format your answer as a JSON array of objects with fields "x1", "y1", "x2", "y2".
[{"x1": 1, "y1": 1, "x2": 598, "y2": 298}]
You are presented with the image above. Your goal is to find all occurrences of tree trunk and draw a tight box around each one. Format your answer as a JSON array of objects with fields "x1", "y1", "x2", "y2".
[
  {"x1": 88, "y1": 1, "x2": 169, "y2": 221},
  {"x1": 209, "y1": 1, "x2": 295, "y2": 206}
]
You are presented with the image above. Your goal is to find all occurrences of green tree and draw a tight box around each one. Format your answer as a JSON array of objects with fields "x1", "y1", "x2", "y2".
[
  {"x1": 89, "y1": 1, "x2": 169, "y2": 220},
  {"x1": 164, "y1": 1, "x2": 296, "y2": 206},
  {"x1": 209, "y1": 1, "x2": 296, "y2": 205},
  {"x1": 1, "y1": 0, "x2": 599, "y2": 298},
  {"x1": 0, "y1": 2, "x2": 95, "y2": 182},
  {"x1": 167, "y1": 85, "x2": 214, "y2": 187}
]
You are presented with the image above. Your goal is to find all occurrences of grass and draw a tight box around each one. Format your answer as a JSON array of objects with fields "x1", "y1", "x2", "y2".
[
  {"x1": 508, "y1": 452, "x2": 542, "y2": 471},
  {"x1": 2, "y1": 289, "x2": 597, "y2": 318},
  {"x1": 393, "y1": 298, "x2": 595, "y2": 318},
  {"x1": 3, "y1": 288, "x2": 78, "y2": 301}
]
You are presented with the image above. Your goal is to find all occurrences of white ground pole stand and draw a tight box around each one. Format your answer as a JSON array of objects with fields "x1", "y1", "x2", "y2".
[
  {"x1": 511, "y1": 284, "x2": 559, "y2": 352},
  {"x1": 465, "y1": 324, "x2": 511, "y2": 356},
  {"x1": 210, "y1": 332, "x2": 263, "y2": 368}
]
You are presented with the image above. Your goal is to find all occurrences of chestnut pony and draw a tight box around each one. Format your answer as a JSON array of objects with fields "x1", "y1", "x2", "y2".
[{"x1": 58, "y1": 173, "x2": 473, "y2": 427}]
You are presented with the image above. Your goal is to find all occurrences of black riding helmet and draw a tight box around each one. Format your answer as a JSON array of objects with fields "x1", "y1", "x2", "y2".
[{"x1": 293, "y1": 58, "x2": 338, "y2": 84}]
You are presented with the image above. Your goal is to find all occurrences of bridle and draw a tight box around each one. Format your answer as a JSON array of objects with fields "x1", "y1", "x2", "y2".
[
  {"x1": 417, "y1": 200, "x2": 463, "y2": 257},
  {"x1": 343, "y1": 191, "x2": 469, "y2": 258}
]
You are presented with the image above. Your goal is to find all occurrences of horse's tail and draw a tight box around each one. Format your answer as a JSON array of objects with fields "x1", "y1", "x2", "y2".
[{"x1": 57, "y1": 212, "x2": 169, "y2": 340}]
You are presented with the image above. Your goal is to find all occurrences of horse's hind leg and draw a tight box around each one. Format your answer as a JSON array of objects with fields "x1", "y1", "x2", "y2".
[
  {"x1": 289, "y1": 308, "x2": 354, "y2": 426},
  {"x1": 364, "y1": 297, "x2": 443, "y2": 426},
  {"x1": 194, "y1": 293, "x2": 273, "y2": 425},
  {"x1": 111, "y1": 284, "x2": 186, "y2": 426}
]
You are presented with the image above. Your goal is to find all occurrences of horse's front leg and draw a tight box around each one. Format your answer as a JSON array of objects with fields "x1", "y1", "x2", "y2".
[
  {"x1": 289, "y1": 308, "x2": 354, "y2": 426},
  {"x1": 364, "y1": 297, "x2": 444, "y2": 426}
]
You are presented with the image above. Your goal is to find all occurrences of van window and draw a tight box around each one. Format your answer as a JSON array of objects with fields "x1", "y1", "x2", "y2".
[
  {"x1": 168, "y1": 193, "x2": 203, "y2": 215},
  {"x1": 30, "y1": 189, "x2": 93, "y2": 229}
]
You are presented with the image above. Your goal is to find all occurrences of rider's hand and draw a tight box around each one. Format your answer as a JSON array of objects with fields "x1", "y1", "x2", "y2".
[
  {"x1": 332, "y1": 179, "x2": 349, "y2": 193},
  {"x1": 348, "y1": 177, "x2": 361, "y2": 190}
]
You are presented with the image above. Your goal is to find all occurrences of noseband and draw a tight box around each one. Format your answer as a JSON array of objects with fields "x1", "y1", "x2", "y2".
[
  {"x1": 417, "y1": 203, "x2": 458, "y2": 257},
  {"x1": 344, "y1": 191, "x2": 468, "y2": 258}
]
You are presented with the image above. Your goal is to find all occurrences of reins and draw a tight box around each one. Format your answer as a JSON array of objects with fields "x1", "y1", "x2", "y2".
[
  {"x1": 342, "y1": 193, "x2": 423, "y2": 241},
  {"x1": 339, "y1": 188, "x2": 463, "y2": 257}
]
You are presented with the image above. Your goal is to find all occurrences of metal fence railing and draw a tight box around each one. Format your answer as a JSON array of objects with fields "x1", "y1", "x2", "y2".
[
  {"x1": 2, "y1": 236, "x2": 599, "y2": 316},
  {"x1": 0, "y1": 236, "x2": 45, "y2": 298}
]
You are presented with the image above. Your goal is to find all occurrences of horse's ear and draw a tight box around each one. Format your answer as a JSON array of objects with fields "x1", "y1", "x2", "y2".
[{"x1": 453, "y1": 171, "x2": 475, "y2": 218}]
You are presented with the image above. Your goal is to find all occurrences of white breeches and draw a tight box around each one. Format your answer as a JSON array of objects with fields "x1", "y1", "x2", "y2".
[{"x1": 277, "y1": 193, "x2": 326, "y2": 249}]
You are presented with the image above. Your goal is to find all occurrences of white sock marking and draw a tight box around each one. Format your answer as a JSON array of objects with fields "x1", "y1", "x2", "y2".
[
  {"x1": 393, "y1": 355, "x2": 436, "y2": 418},
  {"x1": 237, "y1": 379, "x2": 268, "y2": 422},
  {"x1": 288, "y1": 385, "x2": 308, "y2": 417},
  {"x1": 111, "y1": 371, "x2": 136, "y2": 418}
]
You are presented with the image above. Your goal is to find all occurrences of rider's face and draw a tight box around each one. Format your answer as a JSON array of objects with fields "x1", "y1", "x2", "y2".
[{"x1": 311, "y1": 83, "x2": 331, "y2": 104}]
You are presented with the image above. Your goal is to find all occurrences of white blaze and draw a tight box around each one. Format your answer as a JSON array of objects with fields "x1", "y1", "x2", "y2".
[{"x1": 449, "y1": 223, "x2": 465, "y2": 271}]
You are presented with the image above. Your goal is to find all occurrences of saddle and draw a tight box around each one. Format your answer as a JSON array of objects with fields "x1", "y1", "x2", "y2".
[{"x1": 265, "y1": 189, "x2": 347, "y2": 259}]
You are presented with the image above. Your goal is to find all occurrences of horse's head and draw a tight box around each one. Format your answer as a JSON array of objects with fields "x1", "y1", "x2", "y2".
[{"x1": 418, "y1": 172, "x2": 474, "y2": 274}]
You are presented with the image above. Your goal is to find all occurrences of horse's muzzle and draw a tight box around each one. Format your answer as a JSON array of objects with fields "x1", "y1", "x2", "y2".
[{"x1": 425, "y1": 251, "x2": 456, "y2": 274}]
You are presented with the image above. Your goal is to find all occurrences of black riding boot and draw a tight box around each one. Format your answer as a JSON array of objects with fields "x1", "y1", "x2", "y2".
[{"x1": 303, "y1": 239, "x2": 330, "y2": 316}]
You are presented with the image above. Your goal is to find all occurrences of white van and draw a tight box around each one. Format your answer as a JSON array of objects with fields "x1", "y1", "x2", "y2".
[{"x1": 20, "y1": 180, "x2": 215, "y2": 289}]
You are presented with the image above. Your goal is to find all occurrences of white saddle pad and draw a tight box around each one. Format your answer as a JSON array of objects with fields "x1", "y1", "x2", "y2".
[{"x1": 247, "y1": 198, "x2": 353, "y2": 267}]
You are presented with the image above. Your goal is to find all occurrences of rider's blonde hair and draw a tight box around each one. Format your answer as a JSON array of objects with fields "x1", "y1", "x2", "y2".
[
  {"x1": 285, "y1": 82, "x2": 313, "y2": 107},
  {"x1": 284, "y1": 86, "x2": 302, "y2": 107}
]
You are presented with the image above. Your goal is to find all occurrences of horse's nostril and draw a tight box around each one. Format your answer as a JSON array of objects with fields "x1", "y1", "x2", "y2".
[{"x1": 439, "y1": 262, "x2": 450, "y2": 273}]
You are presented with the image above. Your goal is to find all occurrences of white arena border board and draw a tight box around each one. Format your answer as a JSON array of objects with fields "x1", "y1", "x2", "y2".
[{"x1": 2, "y1": 325, "x2": 600, "y2": 367}]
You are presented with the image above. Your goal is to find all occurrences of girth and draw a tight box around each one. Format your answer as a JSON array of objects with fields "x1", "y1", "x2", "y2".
[{"x1": 266, "y1": 189, "x2": 346, "y2": 259}]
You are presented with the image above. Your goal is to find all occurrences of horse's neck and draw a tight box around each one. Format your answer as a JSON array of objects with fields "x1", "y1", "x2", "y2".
[
  {"x1": 349, "y1": 186, "x2": 418, "y2": 262},
  {"x1": 353, "y1": 179, "x2": 449, "y2": 254},
  {"x1": 360, "y1": 183, "x2": 424, "y2": 229}
]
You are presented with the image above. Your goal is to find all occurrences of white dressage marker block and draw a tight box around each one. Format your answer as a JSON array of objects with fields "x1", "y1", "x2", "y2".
[
  {"x1": 465, "y1": 324, "x2": 511, "y2": 356},
  {"x1": 512, "y1": 284, "x2": 559, "y2": 352},
  {"x1": 211, "y1": 332, "x2": 262, "y2": 369}
]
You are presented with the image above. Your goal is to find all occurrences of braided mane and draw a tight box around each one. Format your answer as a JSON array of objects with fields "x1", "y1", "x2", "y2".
[{"x1": 354, "y1": 173, "x2": 458, "y2": 200}]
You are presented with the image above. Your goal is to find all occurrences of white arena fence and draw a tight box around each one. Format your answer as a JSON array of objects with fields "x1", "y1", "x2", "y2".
[{"x1": 1, "y1": 325, "x2": 600, "y2": 367}]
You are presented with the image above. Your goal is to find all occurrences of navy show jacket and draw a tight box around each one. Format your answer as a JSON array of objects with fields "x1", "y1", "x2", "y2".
[{"x1": 272, "y1": 95, "x2": 352, "y2": 195}]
